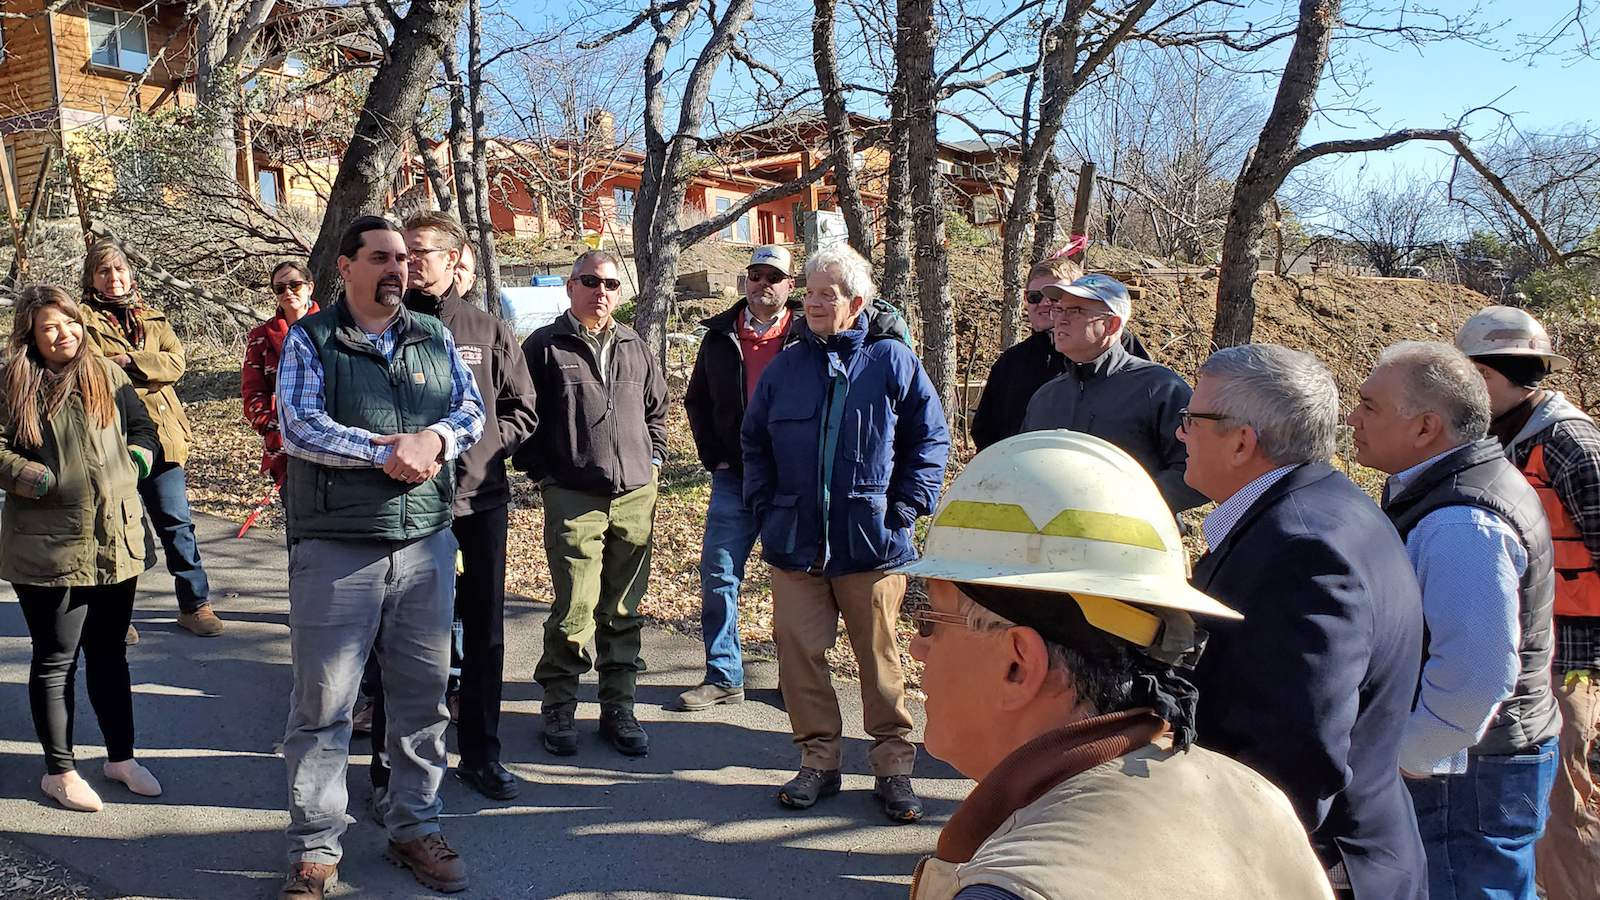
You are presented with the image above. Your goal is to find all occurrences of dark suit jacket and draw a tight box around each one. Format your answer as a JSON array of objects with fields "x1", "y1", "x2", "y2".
[{"x1": 1190, "y1": 463, "x2": 1426, "y2": 900}]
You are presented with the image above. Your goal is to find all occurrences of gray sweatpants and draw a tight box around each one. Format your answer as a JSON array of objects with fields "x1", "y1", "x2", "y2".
[{"x1": 283, "y1": 530, "x2": 457, "y2": 865}]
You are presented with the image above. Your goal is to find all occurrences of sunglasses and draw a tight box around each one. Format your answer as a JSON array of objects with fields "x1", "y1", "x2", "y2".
[
  {"x1": 1178, "y1": 408, "x2": 1233, "y2": 432},
  {"x1": 577, "y1": 274, "x2": 622, "y2": 291},
  {"x1": 272, "y1": 280, "x2": 310, "y2": 295},
  {"x1": 1025, "y1": 291, "x2": 1053, "y2": 305},
  {"x1": 747, "y1": 270, "x2": 789, "y2": 285},
  {"x1": 907, "y1": 607, "x2": 980, "y2": 638}
]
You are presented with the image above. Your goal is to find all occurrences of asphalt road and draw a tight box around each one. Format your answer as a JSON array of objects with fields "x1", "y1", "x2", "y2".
[{"x1": 0, "y1": 512, "x2": 969, "y2": 900}]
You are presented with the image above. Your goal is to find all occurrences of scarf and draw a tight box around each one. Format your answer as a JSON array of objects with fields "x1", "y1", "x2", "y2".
[
  {"x1": 935, "y1": 709, "x2": 1167, "y2": 864},
  {"x1": 1489, "y1": 390, "x2": 1544, "y2": 449},
  {"x1": 89, "y1": 289, "x2": 147, "y2": 347}
]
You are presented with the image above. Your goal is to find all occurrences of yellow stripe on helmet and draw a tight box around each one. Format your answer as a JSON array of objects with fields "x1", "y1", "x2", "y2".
[{"x1": 935, "y1": 500, "x2": 1166, "y2": 552}]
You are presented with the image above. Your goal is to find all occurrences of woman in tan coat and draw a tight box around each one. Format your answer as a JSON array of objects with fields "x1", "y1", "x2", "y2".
[
  {"x1": 0, "y1": 285, "x2": 164, "y2": 812},
  {"x1": 80, "y1": 241, "x2": 219, "y2": 638}
]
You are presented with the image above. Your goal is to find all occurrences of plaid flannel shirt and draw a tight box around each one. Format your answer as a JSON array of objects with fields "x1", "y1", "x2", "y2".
[
  {"x1": 276, "y1": 310, "x2": 483, "y2": 469},
  {"x1": 1514, "y1": 418, "x2": 1600, "y2": 671}
]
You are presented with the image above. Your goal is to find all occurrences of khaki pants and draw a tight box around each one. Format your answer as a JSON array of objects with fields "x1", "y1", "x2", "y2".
[
  {"x1": 770, "y1": 567, "x2": 915, "y2": 775},
  {"x1": 536, "y1": 479, "x2": 657, "y2": 711},
  {"x1": 1536, "y1": 671, "x2": 1600, "y2": 900}
]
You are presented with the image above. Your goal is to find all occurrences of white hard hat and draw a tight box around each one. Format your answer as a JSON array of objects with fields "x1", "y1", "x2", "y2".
[
  {"x1": 1454, "y1": 306, "x2": 1571, "y2": 372},
  {"x1": 898, "y1": 431, "x2": 1239, "y2": 666}
]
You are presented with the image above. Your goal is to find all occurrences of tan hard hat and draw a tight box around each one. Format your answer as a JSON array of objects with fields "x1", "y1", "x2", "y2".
[
  {"x1": 1454, "y1": 306, "x2": 1571, "y2": 372},
  {"x1": 897, "y1": 431, "x2": 1239, "y2": 667},
  {"x1": 748, "y1": 245, "x2": 793, "y2": 277}
]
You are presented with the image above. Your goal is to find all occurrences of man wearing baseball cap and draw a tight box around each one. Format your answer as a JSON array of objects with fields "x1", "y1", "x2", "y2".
[
  {"x1": 1021, "y1": 274, "x2": 1206, "y2": 512},
  {"x1": 679, "y1": 244, "x2": 798, "y2": 711}
]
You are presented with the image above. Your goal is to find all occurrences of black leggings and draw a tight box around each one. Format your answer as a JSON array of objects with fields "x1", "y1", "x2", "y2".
[{"x1": 15, "y1": 580, "x2": 138, "y2": 774}]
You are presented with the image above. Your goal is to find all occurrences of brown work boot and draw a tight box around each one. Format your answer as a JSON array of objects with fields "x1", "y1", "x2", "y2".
[
  {"x1": 177, "y1": 606, "x2": 225, "y2": 636},
  {"x1": 278, "y1": 862, "x2": 337, "y2": 900},
  {"x1": 386, "y1": 832, "x2": 469, "y2": 893}
]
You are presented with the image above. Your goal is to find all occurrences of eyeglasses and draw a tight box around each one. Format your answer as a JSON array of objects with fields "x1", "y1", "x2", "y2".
[
  {"x1": 1024, "y1": 291, "x2": 1054, "y2": 305},
  {"x1": 1178, "y1": 408, "x2": 1233, "y2": 432},
  {"x1": 907, "y1": 607, "x2": 983, "y2": 639},
  {"x1": 1050, "y1": 305, "x2": 1111, "y2": 322},
  {"x1": 272, "y1": 280, "x2": 310, "y2": 295},
  {"x1": 747, "y1": 270, "x2": 789, "y2": 285},
  {"x1": 409, "y1": 247, "x2": 449, "y2": 258},
  {"x1": 577, "y1": 274, "x2": 623, "y2": 291}
]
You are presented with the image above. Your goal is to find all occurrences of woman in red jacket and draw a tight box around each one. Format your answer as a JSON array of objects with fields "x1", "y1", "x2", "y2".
[{"x1": 242, "y1": 261, "x2": 318, "y2": 486}]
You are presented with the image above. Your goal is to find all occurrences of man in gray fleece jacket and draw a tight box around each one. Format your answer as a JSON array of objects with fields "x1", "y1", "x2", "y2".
[{"x1": 1019, "y1": 274, "x2": 1206, "y2": 513}]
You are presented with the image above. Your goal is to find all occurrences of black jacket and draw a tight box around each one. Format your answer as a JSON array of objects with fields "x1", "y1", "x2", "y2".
[
  {"x1": 405, "y1": 285, "x2": 538, "y2": 516},
  {"x1": 1384, "y1": 439, "x2": 1560, "y2": 755},
  {"x1": 684, "y1": 300, "x2": 798, "y2": 474},
  {"x1": 970, "y1": 329, "x2": 1152, "y2": 453},
  {"x1": 514, "y1": 314, "x2": 668, "y2": 495},
  {"x1": 1190, "y1": 463, "x2": 1427, "y2": 900}
]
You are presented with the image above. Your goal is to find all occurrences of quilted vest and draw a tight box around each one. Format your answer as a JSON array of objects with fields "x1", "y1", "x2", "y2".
[
  {"x1": 285, "y1": 302, "x2": 455, "y2": 541},
  {"x1": 1384, "y1": 439, "x2": 1560, "y2": 754}
]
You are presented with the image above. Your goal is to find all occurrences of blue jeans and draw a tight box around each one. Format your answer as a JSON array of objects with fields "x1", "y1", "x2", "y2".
[
  {"x1": 698, "y1": 467, "x2": 759, "y2": 688},
  {"x1": 137, "y1": 459, "x2": 210, "y2": 614},
  {"x1": 1407, "y1": 737, "x2": 1560, "y2": 900},
  {"x1": 283, "y1": 530, "x2": 457, "y2": 866}
]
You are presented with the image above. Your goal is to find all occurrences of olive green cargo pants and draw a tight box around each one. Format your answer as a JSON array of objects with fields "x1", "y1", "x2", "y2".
[{"x1": 535, "y1": 477, "x2": 657, "y2": 711}]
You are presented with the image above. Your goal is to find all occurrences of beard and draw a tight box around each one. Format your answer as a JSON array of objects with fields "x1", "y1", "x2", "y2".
[{"x1": 373, "y1": 278, "x2": 405, "y2": 307}]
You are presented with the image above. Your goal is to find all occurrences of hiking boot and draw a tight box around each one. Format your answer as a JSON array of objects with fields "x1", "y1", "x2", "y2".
[
  {"x1": 778, "y1": 766, "x2": 841, "y2": 809},
  {"x1": 674, "y1": 682, "x2": 745, "y2": 711},
  {"x1": 874, "y1": 774, "x2": 923, "y2": 823},
  {"x1": 385, "y1": 832, "x2": 469, "y2": 893},
  {"x1": 177, "y1": 606, "x2": 225, "y2": 637},
  {"x1": 598, "y1": 706, "x2": 649, "y2": 756},
  {"x1": 278, "y1": 862, "x2": 337, "y2": 900},
  {"x1": 455, "y1": 761, "x2": 520, "y2": 801},
  {"x1": 541, "y1": 702, "x2": 579, "y2": 756}
]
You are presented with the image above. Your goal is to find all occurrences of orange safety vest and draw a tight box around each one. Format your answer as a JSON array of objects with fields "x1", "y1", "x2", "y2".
[{"x1": 1523, "y1": 442, "x2": 1600, "y2": 617}]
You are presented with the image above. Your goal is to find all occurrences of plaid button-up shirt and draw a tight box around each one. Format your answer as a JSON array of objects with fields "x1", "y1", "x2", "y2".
[{"x1": 276, "y1": 307, "x2": 484, "y2": 468}]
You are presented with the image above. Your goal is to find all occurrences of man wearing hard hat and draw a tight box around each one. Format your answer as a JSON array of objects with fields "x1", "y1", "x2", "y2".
[
  {"x1": 899, "y1": 431, "x2": 1333, "y2": 900},
  {"x1": 1457, "y1": 306, "x2": 1600, "y2": 900}
]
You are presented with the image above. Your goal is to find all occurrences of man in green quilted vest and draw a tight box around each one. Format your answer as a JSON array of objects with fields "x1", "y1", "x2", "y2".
[{"x1": 273, "y1": 216, "x2": 485, "y2": 900}]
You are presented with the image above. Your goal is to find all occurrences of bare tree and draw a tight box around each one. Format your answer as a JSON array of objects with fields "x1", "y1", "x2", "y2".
[
  {"x1": 308, "y1": 0, "x2": 471, "y2": 303},
  {"x1": 1320, "y1": 172, "x2": 1454, "y2": 276},
  {"x1": 813, "y1": 0, "x2": 873, "y2": 257},
  {"x1": 1453, "y1": 128, "x2": 1600, "y2": 269}
]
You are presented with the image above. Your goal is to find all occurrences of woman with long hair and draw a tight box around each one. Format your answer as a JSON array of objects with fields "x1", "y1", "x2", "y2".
[
  {"x1": 0, "y1": 285, "x2": 164, "y2": 812},
  {"x1": 242, "y1": 260, "x2": 319, "y2": 486},
  {"x1": 80, "y1": 240, "x2": 220, "y2": 639}
]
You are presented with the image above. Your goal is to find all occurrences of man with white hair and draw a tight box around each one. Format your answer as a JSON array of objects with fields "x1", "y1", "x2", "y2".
[
  {"x1": 742, "y1": 242, "x2": 949, "y2": 822},
  {"x1": 1020, "y1": 274, "x2": 1204, "y2": 512},
  {"x1": 1347, "y1": 341, "x2": 1560, "y2": 900},
  {"x1": 1180, "y1": 344, "x2": 1427, "y2": 900}
]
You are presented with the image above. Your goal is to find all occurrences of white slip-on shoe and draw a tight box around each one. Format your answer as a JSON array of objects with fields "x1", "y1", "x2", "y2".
[{"x1": 103, "y1": 759, "x2": 163, "y2": 796}]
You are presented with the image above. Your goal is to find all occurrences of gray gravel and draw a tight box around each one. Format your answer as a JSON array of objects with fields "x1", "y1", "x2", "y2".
[{"x1": 0, "y1": 512, "x2": 969, "y2": 899}]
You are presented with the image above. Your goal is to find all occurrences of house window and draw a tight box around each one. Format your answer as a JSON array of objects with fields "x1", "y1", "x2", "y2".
[
  {"x1": 937, "y1": 159, "x2": 955, "y2": 175},
  {"x1": 613, "y1": 186, "x2": 635, "y2": 223},
  {"x1": 717, "y1": 196, "x2": 733, "y2": 241},
  {"x1": 735, "y1": 210, "x2": 751, "y2": 244},
  {"x1": 852, "y1": 151, "x2": 865, "y2": 171},
  {"x1": 282, "y1": 52, "x2": 307, "y2": 76},
  {"x1": 88, "y1": 6, "x2": 149, "y2": 73},
  {"x1": 258, "y1": 169, "x2": 283, "y2": 208}
]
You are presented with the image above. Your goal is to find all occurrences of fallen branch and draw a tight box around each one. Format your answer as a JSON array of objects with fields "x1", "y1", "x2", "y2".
[{"x1": 88, "y1": 220, "x2": 270, "y2": 324}]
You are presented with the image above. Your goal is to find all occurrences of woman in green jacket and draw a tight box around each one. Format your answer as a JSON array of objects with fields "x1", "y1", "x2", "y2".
[
  {"x1": 80, "y1": 240, "x2": 219, "y2": 639},
  {"x1": 1, "y1": 285, "x2": 164, "y2": 812}
]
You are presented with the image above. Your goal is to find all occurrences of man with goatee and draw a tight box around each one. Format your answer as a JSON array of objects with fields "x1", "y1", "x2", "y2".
[{"x1": 274, "y1": 216, "x2": 484, "y2": 900}]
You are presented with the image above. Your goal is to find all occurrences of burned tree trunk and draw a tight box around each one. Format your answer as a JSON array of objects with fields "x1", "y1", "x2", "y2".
[{"x1": 881, "y1": 81, "x2": 913, "y2": 313}]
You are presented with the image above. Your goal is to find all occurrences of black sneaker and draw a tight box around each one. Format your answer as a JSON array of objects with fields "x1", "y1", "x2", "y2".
[
  {"x1": 541, "y1": 703, "x2": 578, "y2": 756},
  {"x1": 778, "y1": 766, "x2": 841, "y2": 809},
  {"x1": 873, "y1": 774, "x2": 923, "y2": 823},
  {"x1": 455, "y1": 761, "x2": 519, "y2": 801},
  {"x1": 598, "y1": 706, "x2": 649, "y2": 756}
]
